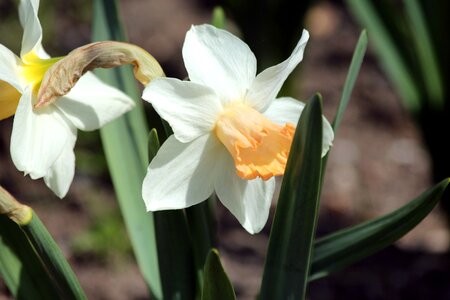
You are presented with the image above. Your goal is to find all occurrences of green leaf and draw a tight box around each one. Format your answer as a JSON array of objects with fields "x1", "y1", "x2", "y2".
[
  {"x1": 321, "y1": 30, "x2": 367, "y2": 184},
  {"x1": 346, "y1": 0, "x2": 421, "y2": 112},
  {"x1": 21, "y1": 213, "x2": 86, "y2": 300},
  {"x1": 179, "y1": 9, "x2": 232, "y2": 292},
  {"x1": 260, "y1": 94, "x2": 323, "y2": 300},
  {"x1": 332, "y1": 30, "x2": 368, "y2": 133},
  {"x1": 159, "y1": 104, "x2": 216, "y2": 293},
  {"x1": 404, "y1": 0, "x2": 444, "y2": 109},
  {"x1": 211, "y1": 6, "x2": 226, "y2": 29},
  {"x1": 202, "y1": 249, "x2": 236, "y2": 300},
  {"x1": 154, "y1": 211, "x2": 196, "y2": 299},
  {"x1": 310, "y1": 178, "x2": 450, "y2": 281},
  {"x1": 148, "y1": 129, "x2": 196, "y2": 299},
  {"x1": 1, "y1": 188, "x2": 83, "y2": 299},
  {"x1": 185, "y1": 200, "x2": 216, "y2": 290},
  {"x1": 148, "y1": 128, "x2": 160, "y2": 160},
  {"x1": 91, "y1": 0, "x2": 161, "y2": 298},
  {"x1": 0, "y1": 215, "x2": 59, "y2": 300}
]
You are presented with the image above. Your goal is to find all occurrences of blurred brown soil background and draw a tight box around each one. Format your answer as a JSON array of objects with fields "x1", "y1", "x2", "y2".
[{"x1": 1, "y1": 0, "x2": 450, "y2": 299}]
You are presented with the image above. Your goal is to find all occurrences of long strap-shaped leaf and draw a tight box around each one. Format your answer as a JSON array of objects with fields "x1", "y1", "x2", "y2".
[
  {"x1": 91, "y1": 0, "x2": 162, "y2": 297},
  {"x1": 404, "y1": 0, "x2": 444, "y2": 108},
  {"x1": 202, "y1": 249, "x2": 236, "y2": 300},
  {"x1": 0, "y1": 216, "x2": 59, "y2": 300},
  {"x1": 346, "y1": 0, "x2": 421, "y2": 112},
  {"x1": 331, "y1": 30, "x2": 367, "y2": 133},
  {"x1": 260, "y1": 94, "x2": 323, "y2": 300},
  {"x1": 1, "y1": 186, "x2": 85, "y2": 299},
  {"x1": 321, "y1": 30, "x2": 367, "y2": 184},
  {"x1": 310, "y1": 178, "x2": 449, "y2": 281},
  {"x1": 148, "y1": 129, "x2": 196, "y2": 299},
  {"x1": 21, "y1": 213, "x2": 86, "y2": 299},
  {"x1": 159, "y1": 107, "x2": 215, "y2": 297},
  {"x1": 185, "y1": 200, "x2": 215, "y2": 291},
  {"x1": 153, "y1": 211, "x2": 196, "y2": 298},
  {"x1": 180, "y1": 9, "x2": 229, "y2": 291}
]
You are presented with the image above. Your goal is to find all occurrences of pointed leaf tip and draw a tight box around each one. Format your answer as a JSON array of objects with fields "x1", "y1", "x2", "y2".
[
  {"x1": 148, "y1": 128, "x2": 160, "y2": 161},
  {"x1": 260, "y1": 93, "x2": 323, "y2": 299},
  {"x1": 310, "y1": 178, "x2": 450, "y2": 281},
  {"x1": 211, "y1": 6, "x2": 226, "y2": 29},
  {"x1": 202, "y1": 249, "x2": 236, "y2": 300}
]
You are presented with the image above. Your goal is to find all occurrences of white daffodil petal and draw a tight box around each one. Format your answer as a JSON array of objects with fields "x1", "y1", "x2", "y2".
[
  {"x1": 44, "y1": 133, "x2": 76, "y2": 198},
  {"x1": 246, "y1": 30, "x2": 309, "y2": 112},
  {"x1": 321, "y1": 115, "x2": 335, "y2": 157},
  {"x1": 54, "y1": 72, "x2": 134, "y2": 131},
  {"x1": 18, "y1": 0, "x2": 49, "y2": 58},
  {"x1": 263, "y1": 96, "x2": 306, "y2": 126},
  {"x1": 264, "y1": 97, "x2": 334, "y2": 157},
  {"x1": 11, "y1": 87, "x2": 75, "y2": 179},
  {"x1": 215, "y1": 153, "x2": 276, "y2": 234},
  {"x1": 0, "y1": 45, "x2": 23, "y2": 91},
  {"x1": 143, "y1": 134, "x2": 223, "y2": 211},
  {"x1": 183, "y1": 24, "x2": 257, "y2": 103},
  {"x1": 143, "y1": 77, "x2": 222, "y2": 143}
]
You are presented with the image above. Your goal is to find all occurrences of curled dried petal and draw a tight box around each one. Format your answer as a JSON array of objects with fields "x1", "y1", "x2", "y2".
[{"x1": 36, "y1": 41, "x2": 164, "y2": 108}]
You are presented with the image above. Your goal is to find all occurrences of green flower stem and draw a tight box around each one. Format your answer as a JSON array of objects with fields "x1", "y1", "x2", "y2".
[{"x1": 0, "y1": 186, "x2": 32, "y2": 225}]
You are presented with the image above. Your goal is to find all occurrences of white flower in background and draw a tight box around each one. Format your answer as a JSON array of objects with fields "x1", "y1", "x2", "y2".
[
  {"x1": 0, "y1": 0, "x2": 134, "y2": 197},
  {"x1": 142, "y1": 24, "x2": 334, "y2": 234}
]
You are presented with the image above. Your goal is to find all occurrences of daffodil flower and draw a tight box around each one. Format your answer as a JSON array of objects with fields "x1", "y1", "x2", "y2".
[
  {"x1": 142, "y1": 24, "x2": 334, "y2": 233},
  {"x1": 0, "y1": 0, "x2": 134, "y2": 197}
]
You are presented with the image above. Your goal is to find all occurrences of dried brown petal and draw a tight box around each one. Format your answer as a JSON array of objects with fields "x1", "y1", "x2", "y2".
[{"x1": 36, "y1": 41, "x2": 164, "y2": 108}]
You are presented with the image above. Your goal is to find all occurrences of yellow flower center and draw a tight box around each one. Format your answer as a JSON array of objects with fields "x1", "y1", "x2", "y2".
[
  {"x1": 0, "y1": 80, "x2": 21, "y2": 120},
  {"x1": 20, "y1": 51, "x2": 62, "y2": 97},
  {"x1": 0, "y1": 51, "x2": 63, "y2": 119},
  {"x1": 215, "y1": 102, "x2": 295, "y2": 180}
]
